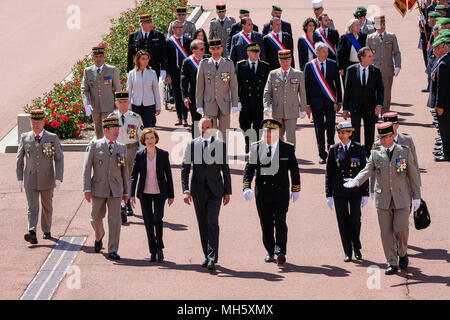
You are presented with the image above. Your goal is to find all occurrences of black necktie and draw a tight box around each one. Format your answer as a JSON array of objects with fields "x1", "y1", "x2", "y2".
[
  {"x1": 251, "y1": 62, "x2": 256, "y2": 74},
  {"x1": 220, "y1": 20, "x2": 224, "y2": 26},
  {"x1": 121, "y1": 115, "x2": 125, "y2": 125},
  {"x1": 109, "y1": 143, "x2": 114, "y2": 155},
  {"x1": 321, "y1": 62, "x2": 325, "y2": 77},
  {"x1": 267, "y1": 145, "x2": 272, "y2": 158},
  {"x1": 145, "y1": 32, "x2": 148, "y2": 42},
  {"x1": 362, "y1": 68, "x2": 366, "y2": 87},
  {"x1": 203, "y1": 140, "x2": 208, "y2": 150},
  {"x1": 345, "y1": 145, "x2": 349, "y2": 157},
  {"x1": 387, "y1": 148, "x2": 393, "y2": 161},
  {"x1": 215, "y1": 61, "x2": 219, "y2": 70}
]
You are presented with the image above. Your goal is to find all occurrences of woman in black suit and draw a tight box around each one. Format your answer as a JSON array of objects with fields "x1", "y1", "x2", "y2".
[
  {"x1": 337, "y1": 19, "x2": 367, "y2": 83},
  {"x1": 297, "y1": 18, "x2": 318, "y2": 71},
  {"x1": 194, "y1": 28, "x2": 210, "y2": 53},
  {"x1": 130, "y1": 128, "x2": 174, "y2": 262}
]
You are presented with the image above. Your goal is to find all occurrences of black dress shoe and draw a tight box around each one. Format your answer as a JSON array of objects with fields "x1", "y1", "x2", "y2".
[
  {"x1": 108, "y1": 252, "x2": 121, "y2": 260},
  {"x1": 319, "y1": 158, "x2": 326, "y2": 165},
  {"x1": 126, "y1": 202, "x2": 133, "y2": 216},
  {"x1": 24, "y1": 231, "x2": 38, "y2": 245},
  {"x1": 149, "y1": 253, "x2": 157, "y2": 262},
  {"x1": 276, "y1": 253, "x2": 286, "y2": 266},
  {"x1": 157, "y1": 250, "x2": 164, "y2": 262},
  {"x1": 421, "y1": 88, "x2": 430, "y2": 92},
  {"x1": 385, "y1": 265, "x2": 398, "y2": 275},
  {"x1": 355, "y1": 250, "x2": 362, "y2": 260},
  {"x1": 43, "y1": 232, "x2": 51, "y2": 239},
  {"x1": 433, "y1": 150, "x2": 443, "y2": 156},
  {"x1": 207, "y1": 260, "x2": 216, "y2": 271},
  {"x1": 121, "y1": 207, "x2": 127, "y2": 223},
  {"x1": 399, "y1": 255, "x2": 409, "y2": 270},
  {"x1": 94, "y1": 240, "x2": 102, "y2": 253},
  {"x1": 201, "y1": 259, "x2": 209, "y2": 268},
  {"x1": 265, "y1": 253, "x2": 275, "y2": 263},
  {"x1": 344, "y1": 256, "x2": 352, "y2": 262},
  {"x1": 435, "y1": 155, "x2": 450, "y2": 162}
]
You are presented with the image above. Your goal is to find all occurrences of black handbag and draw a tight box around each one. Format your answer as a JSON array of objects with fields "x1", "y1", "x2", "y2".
[{"x1": 414, "y1": 199, "x2": 431, "y2": 230}]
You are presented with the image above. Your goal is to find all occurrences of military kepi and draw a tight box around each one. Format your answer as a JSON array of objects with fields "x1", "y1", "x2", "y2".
[
  {"x1": 239, "y1": 9, "x2": 250, "y2": 14},
  {"x1": 115, "y1": 91, "x2": 129, "y2": 100},
  {"x1": 30, "y1": 109, "x2": 45, "y2": 120},
  {"x1": 216, "y1": 2, "x2": 226, "y2": 12},
  {"x1": 246, "y1": 43, "x2": 260, "y2": 52},
  {"x1": 377, "y1": 122, "x2": 394, "y2": 137},
  {"x1": 383, "y1": 112, "x2": 398, "y2": 124},
  {"x1": 140, "y1": 14, "x2": 152, "y2": 23},
  {"x1": 261, "y1": 119, "x2": 282, "y2": 130},
  {"x1": 176, "y1": 7, "x2": 187, "y2": 14},
  {"x1": 335, "y1": 122, "x2": 355, "y2": 131},
  {"x1": 374, "y1": 16, "x2": 386, "y2": 25},
  {"x1": 102, "y1": 117, "x2": 120, "y2": 128},
  {"x1": 278, "y1": 49, "x2": 292, "y2": 60},
  {"x1": 92, "y1": 46, "x2": 105, "y2": 55},
  {"x1": 209, "y1": 38, "x2": 222, "y2": 47}
]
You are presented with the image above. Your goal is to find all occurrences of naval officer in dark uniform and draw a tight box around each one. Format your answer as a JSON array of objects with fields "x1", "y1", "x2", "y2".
[
  {"x1": 243, "y1": 119, "x2": 301, "y2": 267},
  {"x1": 326, "y1": 122, "x2": 369, "y2": 262}
]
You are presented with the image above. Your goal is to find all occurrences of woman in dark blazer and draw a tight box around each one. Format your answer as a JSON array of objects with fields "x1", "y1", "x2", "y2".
[
  {"x1": 337, "y1": 19, "x2": 367, "y2": 83},
  {"x1": 194, "y1": 28, "x2": 210, "y2": 53},
  {"x1": 130, "y1": 128, "x2": 174, "y2": 262},
  {"x1": 297, "y1": 18, "x2": 318, "y2": 71}
]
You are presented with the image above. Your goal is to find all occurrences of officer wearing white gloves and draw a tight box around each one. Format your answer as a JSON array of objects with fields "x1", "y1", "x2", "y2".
[
  {"x1": 243, "y1": 119, "x2": 301, "y2": 267},
  {"x1": 325, "y1": 122, "x2": 369, "y2": 262},
  {"x1": 344, "y1": 122, "x2": 421, "y2": 275}
]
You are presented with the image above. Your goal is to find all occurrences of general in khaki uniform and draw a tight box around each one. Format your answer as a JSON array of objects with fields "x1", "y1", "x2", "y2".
[
  {"x1": 108, "y1": 91, "x2": 143, "y2": 220},
  {"x1": 208, "y1": 3, "x2": 236, "y2": 57},
  {"x1": 81, "y1": 46, "x2": 121, "y2": 139},
  {"x1": 263, "y1": 50, "x2": 307, "y2": 146},
  {"x1": 168, "y1": 7, "x2": 197, "y2": 39},
  {"x1": 366, "y1": 16, "x2": 401, "y2": 114},
  {"x1": 196, "y1": 39, "x2": 239, "y2": 139},
  {"x1": 17, "y1": 109, "x2": 64, "y2": 244},
  {"x1": 82, "y1": 117, "x2": 129, "y2": 260},
  {"x1": 344, "y1": 122, "x2": 421, "y2": 275}
]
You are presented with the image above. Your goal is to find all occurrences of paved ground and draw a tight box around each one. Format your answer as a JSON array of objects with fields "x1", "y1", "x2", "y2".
[{"x1": 0, "y1": 0, "x2": 449, "y2": 300}]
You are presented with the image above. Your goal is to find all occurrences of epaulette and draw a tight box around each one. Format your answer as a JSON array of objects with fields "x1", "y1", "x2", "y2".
[
  {"x1": 330, "y1": 145, "x2": 334, "y2": 149},
  {"x1": 211, "y1": 17, "x2": 217, "y2": 21},
  {"x1": 401, "y1": 145, "x2": 410, "y2": 149},
  {"x1": 261, "y1": 60, "x2": 270, "y2": 65},
  {"x1": 372, "y1": 145, "x2": 381, "y2": 150},
  {"x1": 224, "y1": 58, "x2": 232, "y2": 62},
  {"x1": 284, "y1": 141, "x2": 294, "y2": 146},
  {"x1": 237, "y1": 59, "x2": 246, "y2": 64},
  {"x1": 130, "y1": 111, "x2": 140, "y2": 117},
  {"x1": 251, "y1": 140, "x2": 263, "y2": 145}
]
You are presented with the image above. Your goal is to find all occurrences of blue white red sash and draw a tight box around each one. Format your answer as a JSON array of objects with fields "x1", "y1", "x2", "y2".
[
  {"x1": 300, "y1": 35, "x2": 317, "y2": 58},
  {"x1": 187, "y1": 55, "x2": 200, "y2": 71},
  {"x1": 315, "y1": 29, "x2": 336, "y2": 56},
  {"x1": 238, "y1": 31, "x2": 253, "y2": 45},
  {"x1": 169, "y1": 36, "x2": 189, "y2": 60},
  {"x1": 267, "y1": 32, "x2": 286, "y2": 50},
  {"x1": 310, "y1": 59, "x2": 336, "y2": 103},
  {"x1": 345, "y1": 34, "x2": 362, "y2": 52}
]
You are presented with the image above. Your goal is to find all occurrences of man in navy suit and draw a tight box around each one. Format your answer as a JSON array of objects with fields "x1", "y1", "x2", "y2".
[
  {"x1": 313, "y1": 13, "x2": 339, "y2": 61},
  {"x1": 304, "y1": 42, "x2": 342, "y2": 164},
  {"x1": 229, "y1": 17, "x2": 265, "y2": 65},
  {"x1": 226, "y1": 9, "x2": 259, "y2": 55},
  {"x1": 263, "y1": 17, "x2": 294, "y2": 70},
  {"x1": 262, "y1": 5, "x2": 292, "y2": 36}
]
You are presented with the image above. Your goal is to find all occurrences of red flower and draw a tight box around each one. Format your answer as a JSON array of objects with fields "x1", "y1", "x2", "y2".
[
  {"x1": 63, "y1": 116, "x2": 69, "y2": 122},
  {"x1": 45, "y1": 98, "x2": 52, "y2": 106},
  {"x1": 51, "y1": 112, "x2": 57, "y2": 117},
  {"x1": 170, "y1": 6, "x2": 175, "y2": 11},
  {"x1": 64, "y1": 105, "x2": 69, "y2": 109},
  {"x1": 59, "y1": 115, "x2": 64, "y2": 120},
  {"x1": 79, "y1": 124, "x2": 84, "y2": 129},
  {"x1": 50, "y1": 120, "x2": 60, "y2": 128},
  {"x1": 69, "y1": 110, "x2": 73, "y2": 114},
  {"x1": 79, "y1": 69, "x2": 84, "y2": 73},
  {"x1": 49, "y1": 106, "x2": 55, "y2": 111},
  {"x1": 44, "y1": 119, "x2": 49, "y2": 125},
  {"x1": 55, "y1": 103, "x2": 60, "y2": 107},
  {"x1": 130, "y1": 26, "x2": 134, "y2": 32},
  {"x1": 75, "y1": 130, "x2": 81, "y2": 137},
  {"x1": 75, "y1": 103, "x2": 79, "y2": 107},
  {"x1": 79, "y1": 120, "x2": 83, "y2": 124}
]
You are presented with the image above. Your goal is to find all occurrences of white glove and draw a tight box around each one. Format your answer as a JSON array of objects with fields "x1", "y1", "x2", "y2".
[
  {"x1": 85, "y1": 105, "x2": 93, "y2": 116},
  {"x1": 291, "y1": 191, "x2": 300, "y2": 203},
  {"x1": 413, "y1": 199, "x2": 421, "y2": 212},
  {"x1": 159, "y1": 70, "x2": 167, "y2": 81},
  {"x1": 264, "y1": 104, "x2": 272, "y2": 115},
  {"x1": 231, "y1": 106, "x2": 240, "y2": 113},
  {"x1": 196, "y1": 107, "x2": 204, "y2": 115},
  {"x1": 370, "y1": 193, "x2": 374, "y2": 200},
  {"x1": 361, "y1": 196, "x2": 369, "y2": 208},
  {"x1": 237, "y1": 102, "x2": 242, "y2": 111},
  {"x1": 326, "y1": 197, "x2": 333, "y2": 210},
  {"x1": 343, "y1": 178, "x2": 359, "y2": 188},
  {"x1": 55, "y1": 180, "x2": 62, "y2": 190},
  {"x1": 419, "y1": 14, "x2": 425, "y2": 24},
  {"x1": 299, "y1": 111, "x2": 307, "y2": 119},
  {"x1": 18, "y1": 180, "x2": 23, "y2": 192},
  {"x1": 394, "y1": 67, "x2": 401, "y2": 77},
  {"x1": 243, "y1": 188, "x2": 254, "y2": 201}
]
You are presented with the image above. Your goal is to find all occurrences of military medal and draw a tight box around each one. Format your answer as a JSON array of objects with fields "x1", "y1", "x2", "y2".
[
  {"x1": 42, "y1": 142, "x2": 55, "y2": 158},
  {"x1": 221, "y1": 72, "x2": 230, "y2": 83},
  {"x1": 396, "y1": 158, "x2": 407, "y2": 173},
  {"x1": 104, "y1": 76, "x2": 112, "y2": 85},
  {"x1": 117, "y1": 153, "x2": 126, "y2": 167},
  {"x1": 127, "y1": 124, "x2": 137, "y2": 139}
]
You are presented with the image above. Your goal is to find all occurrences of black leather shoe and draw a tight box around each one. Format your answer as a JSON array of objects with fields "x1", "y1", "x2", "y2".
[
  {"x1": 355, "y1": 250, "x2": 362, "y2": 260},
  {"x1": 265, "y1": 253, "x2": 275, "y2": 263},
  {"x1": 149, "y1": 254, "x2": 157, "y2": 262},
  {"x1": 108, "y1": 252, "x2": 121, "y2": 260},
  {"x1": 126, "y1": 203, "x2": 133, "y2": 216},
  {"x1": 435, "y1": 156, "x2": 450, "y2": 162},
  {"x1": 121, "y1": 207, "x2": 127, "y2": 223},
  {"x1": 385, "y1": 265, "x2": 398, "y2": 275},
  {"x1": 319, "y1": 158, "x2": 326, "y2": 165},
  {"x1": 421, "y1": 88, "x2": 430, "y2": 92},
  {"x1": 207, "y1": 260, "x2": 216, "y2": 271},
  {"x1": 277, "y1": 253, "x2": 286, "y2": 266},
  {"x1": 344, "y1": 256, "x2": 352, "y2": 262},
  {"x1": 24, "y1": 231, "x2": 38, "y2": 245},
  {"x1": 201, "y1": 259, "x2": 209, "y2": 268},
  {"x1": 433, "y1": 151, "x2": 443, "y2": 156},
  {"x1": 94, "y1": 240, "x2": 102, "y2": 253},
  {"x1": 157, "y1": 250, "x2": 164, "y2": 262},
  {"x1": 399, "y1": 255, "x2": 409, "y2": 270},
  {"x1": 43, "y1": 232, "x2": 51, "y2": 239}
]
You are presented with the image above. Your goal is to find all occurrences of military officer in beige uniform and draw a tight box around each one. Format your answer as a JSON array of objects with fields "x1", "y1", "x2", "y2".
[
  {"x1": 83, "y1": 117, "x2": 129, "y2": 261},
  {"x1": 344, "y1": 122, "x2": 421, "y2": 275},
  {"x1": 168, "y1": 7, "x2": 197, "y2": 39},
  {"x1": 108, "y1": 91, "x2": 143, "y2": 221},
  {"x1": 367, "y1": 16, "x2": 402, "y2": 114},
  {"x1": 17, "y1": 109, "x2": 64, "y2": 244},
  {"x1": 263, "y1": 49, "x2": 307, "y2": 146},
  {"x1": 81, "y1": 46, "x2": 121, "y2": 139},
  {"x1": 196, "y1": 39, "x2": 239, "y2": 139},
  {"x1": 208, "y1": 2, "x2": 236, "y2": 57}
]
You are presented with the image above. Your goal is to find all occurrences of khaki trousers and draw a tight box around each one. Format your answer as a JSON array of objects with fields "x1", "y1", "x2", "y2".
[
  {"x1": 92, "y1": 111, "x2": 111, "y2": 139},
  {"x1": 126, "y1": 144, "x2": 139, "y2": 178},
  {"x1": 376, "y1": 199, "x2": 410, "y2": 267},
  {"x1": 275, "y1": 118, "x2": 298, "y2": 146},
  {"x1": 382, "y1": 76, "x2": 393, "y2": 114},
  {"x1": 208, "y1": 110, "x2": 230, "y2": 141},
  {"x1": 91, "y1": 196, "x2": 122, "y2": 253},
  {"x1": 25, "y1": 187, "x2": 54, "y2": 233}
]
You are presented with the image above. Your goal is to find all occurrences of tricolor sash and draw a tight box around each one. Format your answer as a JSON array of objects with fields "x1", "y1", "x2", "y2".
[
  {"x1": 310, "y1": 59, "x2": 336, "y2": 103},
  {"x1": 345, "y1": 34, "x2": 362, "y2": 52},
  {"x1": 300, "y1": 35, "x2": 317, "y2": 58},
  {"x1": 238, "y1": 31, "x2": 254, "y2": 45},
  {"x1": 267, "y1": 32, "x2": 286, "y2": 50},
  {"x1": 169, "y1": 36, "x2": 189, "y2": 60},
  {"x1": 187, "y1": 55, "x2": 200, "y2": 71},
  {"x1": 315, "y1": 29, "x2": 336, "y2": 56}
]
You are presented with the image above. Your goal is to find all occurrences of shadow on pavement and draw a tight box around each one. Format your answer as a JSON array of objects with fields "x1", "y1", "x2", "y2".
[
  {"x1": 391, "y1": 102, "x2": 413, "y2": 107},
  {"x1": 279, "y1": 263, "x2": 351, "y2": 277},
  {"x1": 398, "y1": 122, "x2": 434, "y2": 128},
  {"x1": 300, "y1": 168, "x2": 326, "y2": 175},
  {"x1": 391, "y1": 266, "x2": 450, "y2": 287},
  {"x1": 409, "y1": 245, "x2": 450, "y2": 263}
]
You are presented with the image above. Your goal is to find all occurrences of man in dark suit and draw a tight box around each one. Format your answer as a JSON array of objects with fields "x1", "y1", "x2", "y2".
[
  {"x1": 182, "y1": 117, "x2": 232, "y2": 271},
  {"x1": 243, "y1": 119, "x2": 301, "y2": 266},
  {"x1": 226, "y1": 9, "x2": 259, "y2": 55},
  {"x1": 262, "y1": 5, "x2": 292, "y2": 36},
  {"x1": 166, "y1": 21, "x2": 192, "y2": 127},
  {"x1": 304, "y1": 42, "x2": 342, "y2": 164},
  {"x1": 343, "y1": 47, "x2": 384, "y2": 155},
  {"x1": 263, "y1": 17, "x2": 294, "y2": 70},
  {"x1": 181, "y1": 39, "x2": 210, "y2": 138},
  {"x1": 313, "y1": 13, "x2": 339, "y2": 61},
  {"x1": 236, "y1": 43, "x2": 271, "y2": 153},
  {"x1": 229, "y1": 17, "x2": 265, "y2": 65},
  {"x1": 127, "y1": 14, "x2": 167, "y2": 78}
]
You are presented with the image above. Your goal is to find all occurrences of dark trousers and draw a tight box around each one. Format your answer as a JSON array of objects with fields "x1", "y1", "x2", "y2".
[
  {"x1": 334, "y1": 196, "x2": 362, "y2": 256},
  {"x1": 171, "y1": 70, "x2": 188, "y2": 121},
  {"x1": 350, "y1": 110, "x2": 377, "y2": 155},
  {"x1": 239, "y1": 102, "x2": 263, "y2": 151},
  {"x1": 140, "y1": 193, "x2": 165, "y2": 254},
  {"x1": 187, "y1": 100, "x2": 202, "y2": 139},
  {"x1": 438, "y1": 111, "x2": 450, "y2": 157},
  {"x1": 192, "y1": 186, "x2": 222, "y2": 263},
  {"x1": 132, "y1": 104, "x2": 156, "y2": 128},
  {"x1": 311, "y1": 101, "x2": 336, "y2": 159},
  {"x1": 255, "y1": 199, "x2": 289, "y2": 255}
]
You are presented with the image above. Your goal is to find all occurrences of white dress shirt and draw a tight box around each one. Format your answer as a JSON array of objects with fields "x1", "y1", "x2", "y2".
[
  {"x1": 95, "y1": 64, "x2": 105, "y2": 73},
  {"x1": 127, "y1": 68, "x2": 162, "y2": 109},
  {"x1": 321, "y1": 27, "x2": 328, "y2": 38},
  {"x1": 34, "y1": 130, "x2": 44, "y2": 139},
  {"x1": 248, "y1": 59, "x2": 258, "y2": 73},
  {"x1": 359, "y1": 64, "x2": 369, "y2": 86},
  {"x1": 317, "y1": 58, "x2": 327, "y2": 77},
  {"x1": 340, "y1": 141, "x2": 351, "y2": 151},
  {"x1": 266, "y1": 139, "x2": 279, "y2": 160}
]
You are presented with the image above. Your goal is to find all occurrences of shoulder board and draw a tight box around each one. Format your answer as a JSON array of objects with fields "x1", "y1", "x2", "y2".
[
  {"x1": 224, "y1": 58, "x2": 232, "y2": 62},
  {"x1": 130, "y1": 111, "x2": 139, "y2": 117},
  {"x1": 330, "y1": 145, "x2": 334, "y2": 149},
  {"x1": 261, "y1": 60, "x2": 270, "y2": 66},
  {"x1": 401, "y1": 132, "x2": 409, "y2": 136},
  {"x1": 400, "y1": 145, "x2": 410, "y2": 149},
  {"x1": 211, "y1": 17, "x2": 217, "y2": 21},
  {"x1": 251, "y1": 140, "x2": 263, "y2": 145},
  {"x1": 237, "y1": 59, "x2": 246, "y2": 64},
  {"x1": 372, "y1": 145, "x2": 381, "y2": 150},
  {"x1": 284, "y1": 141, "x2": 294, "y2": 146}
]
